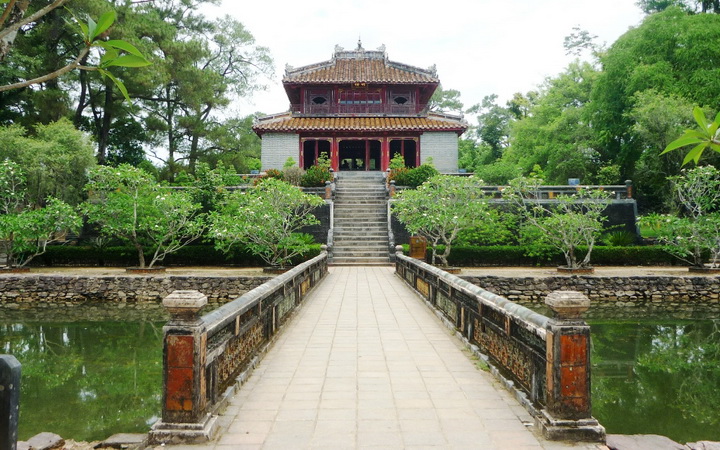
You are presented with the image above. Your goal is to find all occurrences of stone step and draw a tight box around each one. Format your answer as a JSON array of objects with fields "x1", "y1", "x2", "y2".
[
  {"x1": 334, "y1": 212, "x2": 386, "y2": 219},
  {"x1": 329, "y1": 261, "x2": 393, "y2": 267},
  {"x1": 334, "y1": 224, "x2": 387, "y2": 231},
  {"x1": 333, "y1": 242, "x2": 387, "y2": 249},
  {"x1": 331, "y1": 256, "x2": 391, "y2": 264},
  {"x1": 334, "y1": 232, "x2": 387, "y2": 238}
]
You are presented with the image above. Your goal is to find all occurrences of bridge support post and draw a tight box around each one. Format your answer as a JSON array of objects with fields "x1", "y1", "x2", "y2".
[
  {"x1": 539, "y1": 290, "x2": 605, "y2": 442},
  {"x1": 0, "y1": 355, "x2": 20, "y2": 450},
  {"x1": 150, "y1": 290, "x2": 217, "y2": 445}
]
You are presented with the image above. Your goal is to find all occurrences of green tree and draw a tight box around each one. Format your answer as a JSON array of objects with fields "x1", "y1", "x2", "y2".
[
  {"x1": 428, "y1": 84, "x2": 464, "y2": 114},
  {"x1": 0, "y1": 118, "x2": 96, "y2": 205},
  {"x1": 209, "y1": 178, "x2": 324, "y2": 268},
  {"x1": 504, "y1": 177, "x2": 610, "y2": 269},
  {"x1": 590, "y1": 7, "x2": 720, "y2": 174},
  {"x1": 392, "y1": 175, "x2": 492, "y2": 266},
  {"x1": 467, "y1": 94, "x2": 512, "y2": 159},
  {"x1": 502, "y1": 62, "x2": 599, "y2": 184},
  {"x1": 0, "y1": 160, "x2": 81, "y2": 268},
  {"x1": 82, "y1": 164, "x2": 205, "y2": 268}
]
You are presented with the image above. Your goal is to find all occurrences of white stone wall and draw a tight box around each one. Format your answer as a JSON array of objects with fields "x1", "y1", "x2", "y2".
[
  {"x1": 261, "y1": 133, "x2": 299, "y2": 170},
  {"x1": 420, "y1": 132, "x2": 459, "y2": 173}
]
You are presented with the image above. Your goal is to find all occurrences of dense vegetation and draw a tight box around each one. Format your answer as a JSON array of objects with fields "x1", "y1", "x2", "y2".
[{"x1": 458, "y1": 6, "x2": 720, "y2": 213}]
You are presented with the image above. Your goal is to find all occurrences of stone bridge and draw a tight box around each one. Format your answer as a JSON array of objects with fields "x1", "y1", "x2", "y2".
[{"x1": 150, "y1": 250, "x2": 605, "y2": 449}]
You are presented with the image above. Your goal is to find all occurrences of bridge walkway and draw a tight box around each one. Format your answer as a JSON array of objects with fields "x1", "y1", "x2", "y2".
[{"x1": 159, "y1": 266, "x2": 601, "y2": 449}]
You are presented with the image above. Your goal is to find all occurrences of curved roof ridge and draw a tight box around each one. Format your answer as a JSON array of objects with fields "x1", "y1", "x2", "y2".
[{"x1": 283, "y1": 45, "x2": 439, "y2": 84}]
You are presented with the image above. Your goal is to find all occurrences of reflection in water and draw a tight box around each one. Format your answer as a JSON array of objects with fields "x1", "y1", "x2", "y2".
[
  {"x1": 590, "y1": 319, "x2": 720, "y2": 443},
  {"x1": 0, "y1": 322, "x2": 163, "y2": 442}
]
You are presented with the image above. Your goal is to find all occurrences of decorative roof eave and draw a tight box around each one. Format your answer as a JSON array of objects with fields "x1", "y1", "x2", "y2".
[{"x1": 252, "y1": 112, "x2": 468, "y2": 136}]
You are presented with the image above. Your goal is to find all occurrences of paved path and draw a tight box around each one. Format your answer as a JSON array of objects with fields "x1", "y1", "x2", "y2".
[{"x1": 160, "y1": 266, "x2": 602, "y2": 450}]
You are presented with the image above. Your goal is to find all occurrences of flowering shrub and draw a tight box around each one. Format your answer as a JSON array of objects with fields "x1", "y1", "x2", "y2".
[
  {"x1": 392, "y1": 175, "x2": 491, "y2": 265},
  {"x1": 210, "y1": 178, "x2": 324, "y2": 267},
  {"x1": 82, "y1": 164, "x2": 205, "y2": 268}
]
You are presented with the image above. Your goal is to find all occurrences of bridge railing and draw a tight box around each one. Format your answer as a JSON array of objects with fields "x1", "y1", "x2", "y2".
[
  {"x1": 394, "y1": 250, "x2": 605, "y2": 442},
  {"x1": 150, "y1": 250, "x2": 329, "y2": 444}
]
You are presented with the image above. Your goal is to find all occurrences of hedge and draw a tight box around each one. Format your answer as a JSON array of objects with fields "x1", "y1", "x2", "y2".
[
  {"x1": 30, "y1": 244, "x2": 323, "y2": 267},
  {"x1": 401, "y1": 245, "x2": 684, "y2": 267}
]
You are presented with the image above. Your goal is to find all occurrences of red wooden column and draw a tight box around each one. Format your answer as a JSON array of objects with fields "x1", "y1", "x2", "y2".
[
  {"x1": 381, "y1": 138, "x2": 390, "y2": 172},
  {"x1": 331, "y1": 138, "x2": 339, "y2": 171}
]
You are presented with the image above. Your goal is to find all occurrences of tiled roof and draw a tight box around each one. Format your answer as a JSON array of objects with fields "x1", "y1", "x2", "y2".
[
  {"x1": 283, "y1": 45, "x2": 439, "y2": 85},
  {"x1": 253, "y1": 113, "x2": 467, "y2": 134}
]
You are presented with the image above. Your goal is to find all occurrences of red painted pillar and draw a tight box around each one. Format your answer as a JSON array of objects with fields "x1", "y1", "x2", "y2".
[
  {"x1": 331, "y1": 138, "x2": 339, "y2": 171},
  {"x1": 381, "y1": 138, "x2": 390, "y2": 172}
]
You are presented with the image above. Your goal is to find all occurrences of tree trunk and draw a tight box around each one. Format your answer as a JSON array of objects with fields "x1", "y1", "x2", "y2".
[
  {"x1": 133, "y1": 241, "x2": 145, "y2": 268},
  {"x1": 96, "y1": 78, "x2": 114, "y2": 165}
]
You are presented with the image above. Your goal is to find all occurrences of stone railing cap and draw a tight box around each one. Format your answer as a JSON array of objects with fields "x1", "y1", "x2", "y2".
[
  {"x1": 163, "y1": 290, "x2": 208, "y2": 310},
  {"x1": 545, "y1": 290, "x2": 590, "y2": 319}
]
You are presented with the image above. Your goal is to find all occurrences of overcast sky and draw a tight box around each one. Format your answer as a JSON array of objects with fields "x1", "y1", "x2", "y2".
[{"x1": 208, "y1": 0, "x2": 645, "y2": 118}]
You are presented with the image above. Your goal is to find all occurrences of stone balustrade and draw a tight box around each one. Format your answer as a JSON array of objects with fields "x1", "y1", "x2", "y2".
[
  {"x1": 395, "y1": 249, "x2": 605, "y2": 441},
  {"x1": 149, "y1": 251, "x2": 329, "y2": 444}
]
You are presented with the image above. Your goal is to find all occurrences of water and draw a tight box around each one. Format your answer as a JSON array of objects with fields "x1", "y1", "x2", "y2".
[
  {"x1": 590, "y1": 319, "x2": 720, "y2": 443},
  {"x1": 0, "y1": 321, "x2": 163, "y2": 442},
  {"x1": 2, "y1": 316, "x2": 718, "y2": 443}
]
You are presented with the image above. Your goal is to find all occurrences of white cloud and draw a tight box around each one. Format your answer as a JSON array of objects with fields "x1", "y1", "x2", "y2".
[{"x1": 210, "y1": 0, "x2": 643, "y2": 117}]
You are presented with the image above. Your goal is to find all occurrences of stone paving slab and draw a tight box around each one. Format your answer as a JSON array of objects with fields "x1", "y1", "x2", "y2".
[{"x1": 155, "y1": 266, "x2": 603, "y2": 450}]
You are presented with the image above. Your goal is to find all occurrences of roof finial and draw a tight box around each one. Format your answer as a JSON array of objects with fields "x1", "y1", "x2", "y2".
[{"x1": 357, "y1": 36, "x2": 363, "y2": 51}]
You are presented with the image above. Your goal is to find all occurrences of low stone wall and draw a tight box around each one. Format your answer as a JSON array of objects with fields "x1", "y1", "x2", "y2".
[
  {"x1": 460, "y1": 275, "x2": 720, "y2": 318},
  {"x1": 0, "y1": 275, "x2": 272, "y2": 321}
]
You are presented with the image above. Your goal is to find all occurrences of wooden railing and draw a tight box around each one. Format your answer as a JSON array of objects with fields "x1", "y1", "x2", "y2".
[
  {"x1": 395, "y1": 250, "x2": 605, "y2": 442},
  {"x1": 150, "y1": 251, "x2": 329, "y2": 444}
]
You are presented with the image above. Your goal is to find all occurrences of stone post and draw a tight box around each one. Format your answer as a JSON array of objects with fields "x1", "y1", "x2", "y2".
[
  {"x1": 0, "y1": 355, "x2": 20, "y2": 450},
  {"x1": 325, "y1": 181, "x2": 332, "y2": 199},
  {"x1": 150, "y1": 290, "x2": 217, "y2": 444},
  {"x1": 389, "y1": 180, "x2": 396, "y2": 198},
  {"x1": 540, "y1": 290, "x2": 605, "y2": 442},
  {"x1": 625, "y1": 179, "x2": 633, "y2": 199}
]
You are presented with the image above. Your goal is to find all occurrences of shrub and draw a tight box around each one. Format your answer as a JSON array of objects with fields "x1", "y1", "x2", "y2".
[
  {"x1": 388, "y1": 164, "x2": 439, "y2": 188},
  {"x1": 254, "y1": 168, "x2": 284, "y2": 185},
  {"x1": 301, "y1": 165, "x2": 332, "y2": 187},
  {"x1": 283, "y1": 166, "x2": 305, "y2": 186}
]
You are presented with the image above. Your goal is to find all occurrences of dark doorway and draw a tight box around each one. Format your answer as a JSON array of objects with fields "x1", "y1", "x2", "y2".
[
  {"x1": 302, "y1": 140, "x2": 331, "y2": 168},
  {"x1": 339, "y1": 140, "x2": 381, "y2": 171},
  {"x1": 389, "y1": 139, "x2": 417, "y2": 168}
]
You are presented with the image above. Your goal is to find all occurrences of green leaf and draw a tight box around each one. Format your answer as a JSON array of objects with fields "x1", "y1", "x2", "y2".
[
  {"x1": 87, "y1": 16, "x2": 98, "y2": 44},
  {"x1": 693, "y1": 106, "x2": 709, "y2": 131},
  {"x1": 102, "y1": 54, "x2": 152, "y2": 68},
  {"x1": 92, "y1": 10, "x2": 116, "y2": 41},
  {"x1": 662, "y1": 134, "x2": 702, "y2": 154},
  {"x1": 682, "y1": 143, "x2": 707, "y2": 166},
  {"x1": 101, "y1": 40, "x2": 145, "y2": 58},
  {"x1": 98, "y1": 69, "x2": 130, "y2": 103}
]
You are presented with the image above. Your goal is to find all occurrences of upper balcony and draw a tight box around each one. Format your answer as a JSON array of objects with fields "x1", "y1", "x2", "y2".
[{"x1": 290, "y1": 102, "x2": 427, "y2": 116}]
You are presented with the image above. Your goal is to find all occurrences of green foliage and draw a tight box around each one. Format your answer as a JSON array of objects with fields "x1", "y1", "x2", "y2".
[
  {"x1": 0, "y1": 160, "x2": 81, "y2": 268},
  {"x1": 602, "y1": 230, "x2": 638, "y2": 246},
  {"x1": 300, "y1": 165, "x2": 332, "y2": 187},
  {"x1": 662, "y1": 106, "x2": 720, "y2": 165},
  {"x1": 456, "y1": 209, "x2": 519, "y2": 246},
  {"x1": 282, "y1": 166, "x2": 305, "y2": 186},
  {"x1": 648, "y1": 166, "x2": 720, "y2": 267},
  {"x1": 401, "y1": 244, "x2": 679, "y2": 266},
  {"x1": 504, "y1": 177, "x2": 611, "y2": 268},
  {"x1": 388, "y1": 163, "x2": 439, "y2": 188},
  {"x1": 0, "y1": 119, "x2": 96, "y2": 206},
  {"x1": 210, "y1": 178, "x2": 324, "y2": 267},
  {"x1": 255, "y1": 168, "x2": 284, "y2": 185},
  {"x1": 283, "y1": 157, "x2": 297, "y2": 168},
  {"x1": 82, "y1": 164, "x2": 205, "y2": 268},
  {"x1": 393, "y1": 175, "x2": 493, "y2": 266},
  {"x1": 389, "y1": 153, "x2": 406, "y2": 170}
]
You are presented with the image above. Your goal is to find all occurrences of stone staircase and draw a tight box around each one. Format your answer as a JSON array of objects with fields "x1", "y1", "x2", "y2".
[{"x1": 331, "y1": 172, "x2": 390, "y2": 266}]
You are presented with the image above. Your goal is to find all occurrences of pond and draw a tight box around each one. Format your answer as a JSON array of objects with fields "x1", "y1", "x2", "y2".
[
  {"x1": 0, "y1": 321, "x2": 163, "y2": 442},
  {"x1": 590, "y1": 318, "x2": 720, "y2": 443},
  {"x1": 1, "y1": 316, "x2": 719, "y2": 443}
]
